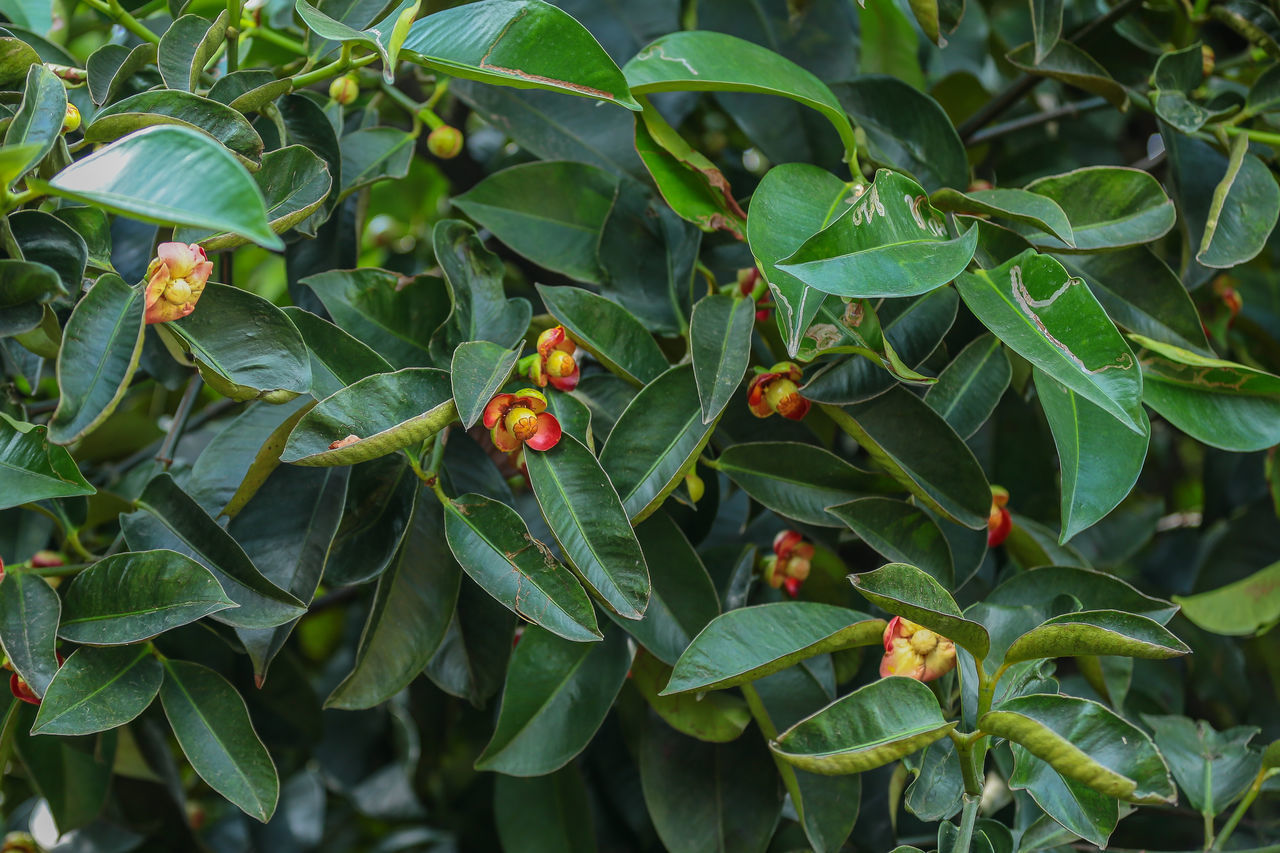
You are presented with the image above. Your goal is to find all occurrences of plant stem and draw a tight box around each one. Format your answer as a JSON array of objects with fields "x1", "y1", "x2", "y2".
[
  {"x1": 954, "y1": 794, "x2": 981, "y2": 853},
  {"x1": 155, "y1": 374, "x2": 202, "y2": 468},
  {"x1": 225, "y1": 0, "x2": 242, "y2": 73},
  {"x1": 21, "y1": 561, "x2": 90, "y2": 577},
  {"x1": 241, "y1": 20, "x2": 308, "y2": 55},
  {"x1": 291, "y1": 45, "x2": 377, "y2": 90},
  {"x1": 81, "y1": 0, "x2": 160, "y2": 44},
  {"x1": 1213, "y1": 767, "x2": 1274, "y2": 850},
  {"x1": 966, "y1": 96, "x2": 1108, "y2": 145},
  {"x1": 1223, "y1": 124, "x2": 1280, "y2": 147},
  {"x1": 949, "y1": 729, "x2": 985, "y2": 796},
  {"x1": 741, "y1": 683, "x2": 809, "y2": 828}
]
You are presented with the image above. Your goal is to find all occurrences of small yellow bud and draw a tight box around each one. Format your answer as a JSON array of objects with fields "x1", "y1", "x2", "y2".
[
  {"x1": 328, "y1": 74, "x2": 359, "y2": 106},
  {"x1": 427, "y1": 124, "x2": 464, "y2": 159},
  {"x1": 62, "y1": 103, "x2": 80, "y2": 134}
]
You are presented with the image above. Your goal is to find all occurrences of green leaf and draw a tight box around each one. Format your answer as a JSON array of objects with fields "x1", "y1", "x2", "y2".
[
  {"x1": 324, "y1": 455, "x2": 418, "y2": 586},
  {"x1": 931, "y1": 188, "x2": 1074, "y2": 247},
  {"x1": 86, "y1": 90, "x2": 265, "y2": 165},
  {"x1": 1143, "y1": 715, "x2": 1262, "y2": 816},
  {"x1": 453, "y1": 162, "x2": 618, "y2": 283},
  {"x1": 663, "y1": 602, "x2": 885, "y2": 694},
  {"x1": 1131, "y1": 333, "x2": 1280, "y2": 452},
  {"x1": 956, "y1": 250, "x2": 1144, "y2": 433},
  {"x1": 1013, "y1": 167, "x2": 1175, "y2": 252},
  {"x1": 58, "y1": 549, "x2": 235, "y2": 644},
  {"x1": 175, "y1": 146, "x2": 331, "y2": 250},
  {"x1": 400, "y1": 0, "x2": 639, "y2": 109},
  {"x1": 617, "y1": 512, "x2": 720, "y2": 665},
  {"x1": 1173, "y1": 560, "x2": 1280, "y2": 636},
  {"x1": 825, "y1": 386, "x2": 992, "y2": 529},
  {"x1": 1031, "y1": 0, "x2": 1064, "y2": 62},
  {"x1": 979, "y1": 694, "x2": 1176, "y2": 804},
  {"x1": 3, "y1": 64, "x2": 65, "y2": 186},
  {"x1": 599, "y1": 365, "x2": 720, "y2": 522},
  {"x1": 633, "y1": 115, "x2": 745, "y2": 239},
  {"x1": 157, "y1": 11, "x2": 228, "y2": 92},
  {"x1": 301, "y1": 268, "x2": 449, "y2": 369},
  {"x1": 295, "y1": 0, "x2": 419, "y2": 80},
  {"x1": 494, "y1": 766, "x2": 598, "y2": 853},
  {"x1": 0, "y1": 37, "x2": 38, "y2": 88},
  {"x1": 860, "y1": 0, "x2": 925, "y2": 87},
  {"x1": 432, "y1": 219, "x2": 533, "y2": 354},
  {"x1": 777, "y1": 170, "x2": 978, "y2": 299},
  {"x1": 772, "y1": 677, "x2": 956, "y2": 774},
  {"x1": 32, "y1": 646, "x2": 162, "y2": 736},
  {"x1": 282, "y1": 307, "x2": 394, "y2": 399},
  {"x1": 206, "y1": 69, "x2": 292, "y2": 113},
  {"x1": 713, "y1": 442, "x2": 892, "y2": 528},
  {"x1": 47, "y1": 274, "x2": 145, "y2": 445},
  {"x1": 525, "y1": 433, "x2": 650, "y2": 620},
  {"x1": 1006, "y1": 41, "x2": 1128, "y2": 110},
  {"x1": 625, "y1": 30, "x2": 855, "y2": 160},
  {"x1": 689, "y1": 294, "x2": 754, "y2": 423},
  {"x1": 923, "y1": 333, "x2": 1011, "y2": 439},
  {"x1": 630, "y1": 647, "x2": 749, "y2": 742},
  {"x1": 852, "y1": 562, "x2": 990, "y2": 657},
  {"x1": 41, "y1": 126, "x2": 282, "y2": 250},
  {"x1": 905, "y1": 737, "x2": 965, "y2": 822},
  {"x1": 85, "y1": 41, "x2": 155, "y2": 107},
  {"x1": 828, "y1": 498, "x2": 954, "y2": 587},
  {"x1": 1008, "y1": 747, "x2": 1118, "y2": 848},
  {"x1": 835, "y1": 77, "x2": 968, "y2": 193},
  {"x1": 159, "y1": 659, "x2": 279, "y2": 821},
  {"x1": 0, "y1": 257, "x2": 64, "y2": 309},
  {"x1": 474, "y1": 626, "x2": 631, "y2": 776},
  {"x1": 451, "y1": 342, "x2": 517, "y2": 430},
  {"x1": 538, "y1": 284, "x2": 668, "y2": 386},
  {"x1": 326, "y1": 490, "x2": 463, "y2": 708},
  {"x1": 1033, "y1": 370, "x2": 1150, "y2": 542},
  {"x1": 443, "y1": 491, "x2": 600, "y2": 643},
  {"x1": 9, "y1": 211, "x2": 87, "y2": 297},
  {"x1": 339, "y1": 127, "x2": 414, "y2": 197},
  {"x1": 0, "y1": 571, "x2": 61, "y2": 697},
  {"x1": 0, "y1": 415, "x2": 95, "y2": 509},
  {"x1": 280, "y1": 368, "x2": 457, "y2": 466},
  {"x1": 1004, "y1": 610, "x2": 1189, "y2": 664},
  {"x1": 1196, "y1": 132, "x2": 1280, "y2": 268},
  {"x1": 746, "y1": 163, "x2": 851, "y2": 357},
  {"x1": 165, "y1": 283, "x2": 311, "y2": 404},
  {"x1": 13, "y1": 716, "x2": 114, "y2": 832},
  {"x1": 987, "y1": 565, "x2": 1178, "y2": 624},
  {"x1": 546, "y1": 389, "x2": 592, "y2": 450},
  {"x1": 122, "y1": 473, "x2": 306, "y2": 629}
]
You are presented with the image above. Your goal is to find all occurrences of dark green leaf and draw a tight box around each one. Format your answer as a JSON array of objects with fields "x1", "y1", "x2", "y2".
[
  {"x1": 1013, "y1": 167, "x2": 1175, "y2": 252},
  {"x1": 451, "y1": 342, "x2": 517, "y2": 430},
  {"x1": 835, "y1": 78, "x2": 967, "y2": 192},
  {"x1": 301, "y1": 268, "x2": 449, "y2": 369},
  {"x1": 931, "y1": 188, "x2": 1074, "y2": 246},
  {"x1": 630, "y1": 647, "x2": 749, "y2": 742},
  {"x1": 494, "y1": 766, "x2": 598, "y2": 853},
  {"x1": 1143, "y1": 715, "x2": 1262, "y2": 816},
  {"x1": 538, "y1": 284, "x2": 669, "y2": 386},
  {"x1": 1008, "y1": 747, "x2": 1118, "y2": 848},
  {"x1": 4, "y1": 64, "x2": 65, "y2": 185},
  {"x1": 0, "y1": 415, "x2": 95, "y2": 509},
  {"x1": 157, "y1": 12, "x2": 228, "y2": 92},
  {"x1": 1006, "y1": 41, "x2": 1128, "y2": 110},
  {"x1": 339, "y1": 127, "x2": 414, "y2": 197},
  {"x1": 1173, "y1": 560, "x2": 1280, "y2": 636},
  {"x1": 0, "y1": 570, "x2": 61, "y2": 696},
  {"x1": 13, "y1": 717, "x2": 114, "y2": 832},
  {"x1": 432, "y1": 219, "x2": 532, "y2": 354},
  {"x1": 281, "y1": 307, "x2": 393, "y2": 399},
  {"x1": 32, "y1": 645, "x2": 162, "y2": 736},
  {"x1": 690, "y1": 294, "x2": 755, "y2": 424},
  {"x1": 923, "y1": 333, "x2": 1011, "y2": 439},
  {"x1": 324, "y1": 454, "x2": 418, "y2": 586},
  {"x1": 828, "y1": 498, "x2": 954, "y2": 587},
  {"x1": 87, "y1": 90, "x2": 265, "y2": 163},
  {"x1": 851, "y1": 562, "x2": 990, "y2": 658},
  {"x1": 987, "y1": 565, "x2": 1177, "y2": 624},
  {"x1": 1196, "y1": 132, "x2": 1280, "y2": 268},
  {"x1": 1004, "y1": 610, "x2": 1190, "y2": 664}
]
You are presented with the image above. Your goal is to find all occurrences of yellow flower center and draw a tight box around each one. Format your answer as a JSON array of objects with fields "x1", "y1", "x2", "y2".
[
  {"x1": 546, "y1": 350, "x2": 575, "y2": 377},
  {"x1": 505, "y1": 407, "x2": 539, "y2": 441},
  {"x1": 909, "y1": 629, "x2": 938, "y2": 656},
  {"x1": 164, "y1": 279, "x2": 193, "y2": 304},
  {"x1": 764, "y1": 378, "x2": 802, "y2": 415}
]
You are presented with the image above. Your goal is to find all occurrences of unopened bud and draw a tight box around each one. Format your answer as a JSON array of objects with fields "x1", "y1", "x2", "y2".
[
  {"x1": 328, "y1": 74, "x2": 359, "y2": 106},
  {"x1": 62, "y1": 103, "x2": 80, "y2": 134},
  {"x1": 685, "y1": 469, "x2": 704, "y2": 504},
  {"x1": 1202, "y1": 45, "x2": 1215, "y2": 78},
  {"x1": 427, "y1": 125, "x2": 464, "y2": 159},
  {"x1": 30, "y1": 551, "x2": 62, "y2": 568}
]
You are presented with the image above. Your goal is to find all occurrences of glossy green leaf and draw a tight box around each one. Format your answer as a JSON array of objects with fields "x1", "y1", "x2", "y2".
[
  {"x1": 979, "y1": 694, "x2": 1176, "y2": 804},
  {"x1": 1143, "y1": 715, "x2": 1262, "y2": 816},
  {"x1": 745, "y1": 163, "x2": 852, "y2": 357},
  {"x1": 166, "y1": 283, "x2": 311, "y2": 404},
  {"x1": 931, "y1": 188, "x2": 1074, "y2": 246},
  {"x1": 59, "y1": 549, "x2": 235, "y2": 644},
  {"x1": 828, "y1": 498, "x2": 954, "y2": 586},
  {"x1": 1035, "y1": 369, "x2": 1151, "y2": 542},
  {"x1": 861, "y1": 0, "x2": 926, "y2": 86},
  {"x1": 85, "y1": 41, "x2": 154, "y2": 106},
  {"x1": 852, "y1": 563, "x2": 991, "y2": 658},
  {"x1": 1006, "y1": 41, "x2": 1128, "y2": 110},
  {"x1": 32, "y1": 646, "x2": 162, "y2": 736},
  {"x1": 630, "y1": 647, "x2": 749, "y2": 743},
  {"x1": 624, "y1": 30, "x2": 856, "y2": 160},
  {"x1": 1004, "y1": 610, "x2": 1189, "y2": 664},
  {"x1": 13, "y1": 715, "x2": 115, "y2": 833},
  {"x1": 633, "y1": 114, "x2": 745, "y2": 239},
  {"x1": 206, "y1": 69, "x2": 292, "y2": 113},
  {"x1": 1173, "y1": 560, "x2": 1280, "y2": 636},
  {"x1": 281, "y1": 368, "x2": 457, "y2": 466},
  {"x1": 122, "y1": 473, "x2": 306, "y2": 629},
  {"x1": 1012, "y1": 167, "x2": 1175, "y2": 252},
  {"x1": 600, "y1": 366, "x2": 720, "y2": 522},
  {"x1": 0, "y1": 415, "x2": 95, "y2": 509},
  {"x1": 0, "y1": 257, "x2": 63, "y2": 310},
  {"x1": 326, "y1": 490, "x2": 463, "y2": 708},
  {"x1": 160, "y1": 659, "x2": 278, "y2": 821},
  {"x1": 772, "y1": 677, "x2": 956, "y2": 774},
  {"x1": 443, "y1": 491, "x2": 599, "y2": 643},
  {"x1": 175, "y1": 146, "x2": 331, "y2": 250},
  {"x1": 924, "y1": 333, "x2": 1011, "y2": 439},
  {"x1": 545, "y1": 390, "x2": 592, "y2": 449},
  {"x1": 451, "y1": 342, "x2": 517, "y2": 430},
  {"x1": 453, "y1": 162, "x2": 617, "y2": 282},
  {"x1": 339, "y1": 127, "x2": 414, "y2": 197},
  {"x1": 525, "y1": 433, "x2": 650, "y2": 620},
  {"x1": 663, "y1": 602, "x2": 885, "y2": 694},
  {"x1": 713, "y1": 442, "x2": 892, "y2": 528},
  {"x1": 778, "y1": 170, "x2": 978, "y2": 299},
  {"x1": 689, "y1": 293, "x2": 754, "y2": 423},
  {"x1": 905, "y1": 737, "x2": 965, "y2": 822},
  {"x1": 0, "y1": 37, "x2": 38, "y2": 87},
  {"x1": 301, "y1": 268, "x2": 449, "y2": 369},
  {"x1": 538, "y1": 284, "x2": 668, "y2": 386},
  {"x1": 9, "y1": 211, "x2": 87, "y2": 298},
  {"x1": 956, "y1": 250, "x2": 1144, "y2": 432},
  {"x1": 400, "y1": 0, "x2": 639, "y2": 109},
  {"x1": 157, "y1": 11, "x2": 227, "y2": 91},
  {"x1": 432, "y1": 219, "x2": 532, "y2": 354},
  {"x1": 1009, "y1": 746, "x2": 1118, "y2": 848},
  {"x1": 1196, "y1": 133, "x2": 1280, "y2": 268},
  {"x1": 4, "y1": 64, "x2": 64, "y2": 185},
  {"x1": 324, "y1": 454, "x2": 418, "y2": 586},
  {"x1": 296, "y1": 0, "x2": 418, "y2": 80},
  {"x1": 1031, "y1": 0, "x2": 1064, "y2": 62},
  {"x1": 87, "y1": 90, "x2": 264, "y2": 164},
  {"x1": 987, "y1": 565, "x2": 1177, "y2": 624},
  {"x1": 825, "y1": 387, "x2": 992, "y2": 529},
  {"x1": 40, "y1": 126, "x2": 282, "y2": 250},
  {"x1": 0, "y1": 571, "x2": 60, "y2": 697},
  {"x1": 48, "y1": 274, "x2": 145, "y2": 445},
  {"x1": 494, "y1": 766, "x2": 597, "y2": 853},
  {"x1": 1131, "y1": 333, "x2": 1280, "y2": 452},
  {"x1": 282, "y1": 307, "x2": 394, "y2": 399},
  {"x1": 475, "y1": 626, "x2": 630, "y2": 776}
]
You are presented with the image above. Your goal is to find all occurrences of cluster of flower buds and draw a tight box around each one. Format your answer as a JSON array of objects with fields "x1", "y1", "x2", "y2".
[
  {"x1": 737, "y1": 268, "x2": 773, "y2": 322},
  {"x1": 484, "y1": 388, "x2": 562, "y2": 453},
  {"x1": 987, "y1": 485, "x2": 1012, "y2": 547},
  {"x1": 761, "y1": 530, "x2": 813, "y2": 597},
  {"x1": 144, "y1": 242, "x2": 212, "y2": 325},
  {"x1": 747, "y1": 362, "x2": 810, "y2": 420},
  {"x1": 879, "y1": 616, "x2": 957, "y2": 682},
  {"x1": 518, "y1": 325, "x2": 580, "y2": 391}
]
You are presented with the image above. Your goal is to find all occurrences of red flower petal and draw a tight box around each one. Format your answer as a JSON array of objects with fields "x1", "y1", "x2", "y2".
[
  {"x1": 549, "y1": 365, "x2": 580, "y2": 392},
  {"x1": 773, "y1": 529, "x2": 804, "y2": 558},
  {"x1": 525, "y1": 412, "x2": 562, "y2": 451},
  {"x1": 491, "y1": 422, "x2": 521, "y2": 453},
  {"x1": 482, "y1": 394, "x2": 514, "y2": 429},
  {"x1": 10, "y1": 672, "x2": 39, "y2": 705},
  {"x1": 537, "y1": 325, "x2": 567, "y2": 357},
  {"x1": 747, "y1": 375, "x2": 775, "y2": 418},
  {"x1": 987, "y1": 507, "x2": 1012, "y2": 547}
]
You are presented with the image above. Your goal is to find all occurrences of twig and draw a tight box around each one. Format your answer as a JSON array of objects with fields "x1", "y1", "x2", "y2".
[
  {"x1": 154, "y1": 374, "x2": 202, "y2": 468},
  {"x1": 967, "y1": 96, "x2": 1108, "y2": 145}
]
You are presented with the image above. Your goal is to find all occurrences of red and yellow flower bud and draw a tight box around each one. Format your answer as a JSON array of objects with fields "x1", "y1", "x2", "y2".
[
  {"x1": 879, "y1": 616, "x2": 956, "y2": 682},
  {"x1": 144, "y1": 242, "x2": 212, "y2": 325},
  {"x1": 427, "y1": 125, "x2": 465, "y2": 159},
  {"x1": 62, "y1": 103, "x2": 81, "y2": 134},
  {"x1": 523, "y1": 325, "x2": 580, "y2": 391},
  {"x1": 30, "y1": 551, "x2": 62, "y2": 569},
  {"x1": 483, "y1": 389, "x2": 562, "y2": 453},
  {"x1": 987, "y1": 485, "x2": 1011, "y2": 547},
  {"x1": 1213, "y1": 276, "x2": 1242, "y2": 325},
  {"x1": 763, "y1": 529, "x2": 815, "y2": 597},
  {"x1": 329, "y1": 73, "x2": 359, "y2": 105},
  {"x1": 747, "y1": 362, "x2": 809, "y2": 420}
]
